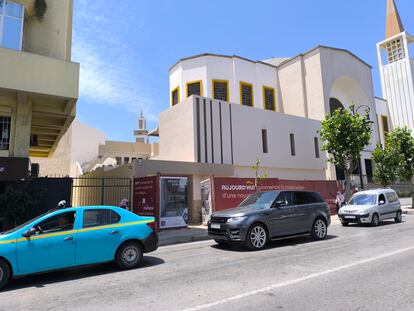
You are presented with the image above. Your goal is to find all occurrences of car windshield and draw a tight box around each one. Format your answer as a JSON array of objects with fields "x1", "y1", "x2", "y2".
[
  {"x1": 238, "y1": 192, "x2": 278, "y2": 209},
  {"x1": 0, "y1": 211, "x2": 52, "y2": 235},
  {"x1": 348, "y1": 194, "x2": 377, "y2": 206}
]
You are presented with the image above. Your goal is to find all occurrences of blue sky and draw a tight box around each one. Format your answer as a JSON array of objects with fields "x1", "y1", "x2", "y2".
[{"x1": 71, "y1": 0, "x2": 414, "y2": 142}]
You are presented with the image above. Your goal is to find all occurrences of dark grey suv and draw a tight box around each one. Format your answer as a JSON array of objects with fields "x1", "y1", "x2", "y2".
[{"x1": 208, "y1": 191, "x2": 331, "y2": 250}]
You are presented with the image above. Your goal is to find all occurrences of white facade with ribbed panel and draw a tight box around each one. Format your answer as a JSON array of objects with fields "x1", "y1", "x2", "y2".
[
  {"x1": 378, "y1": 32, "x2": 414, "y2": 130},
  {"x1": 377, "y1": 0, "x2": 414, "y2": 131},
  {"x1": 163, "y1": 46, "x2": 385, "y2": 183}
]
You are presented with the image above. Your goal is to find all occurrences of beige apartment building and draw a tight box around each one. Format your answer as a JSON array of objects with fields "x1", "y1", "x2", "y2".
[{"x1": 0, "y1": 0, "x2": 79, "y2": 182}]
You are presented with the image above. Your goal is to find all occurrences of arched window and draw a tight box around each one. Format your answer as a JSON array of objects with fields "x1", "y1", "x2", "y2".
[
  {"x1": 0, "y1": 0, "x2": 24, "y2": 50},
  {"x1": 329, "y1": 98, "x2": 344, "y2": 113}
]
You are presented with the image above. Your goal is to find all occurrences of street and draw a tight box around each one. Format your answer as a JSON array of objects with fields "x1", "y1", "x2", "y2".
[{"x1": 1, "y1": 215, "x2": 414, "y2": 311}]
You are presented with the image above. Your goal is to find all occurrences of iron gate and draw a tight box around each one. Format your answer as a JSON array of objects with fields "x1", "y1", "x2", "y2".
[{"x1": 72, "y1": 177, "x2": 132, "y2": 207}]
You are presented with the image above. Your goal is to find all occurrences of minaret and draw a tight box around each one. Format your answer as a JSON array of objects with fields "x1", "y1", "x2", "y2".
[
  {"x1": 134, "y1": 110, "x2": 149, "y2": 143},
  {"x1": 377, "y1": 0, "x2": 414, "y2": 130}
]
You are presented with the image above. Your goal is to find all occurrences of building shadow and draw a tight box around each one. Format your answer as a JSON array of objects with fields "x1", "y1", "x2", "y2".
[
  {"x1": 211, "y1": 234, "x2": 337, "y2": 252},
  {"x1": 2, "y1": 256, "x2": 164, "y2": 292}
]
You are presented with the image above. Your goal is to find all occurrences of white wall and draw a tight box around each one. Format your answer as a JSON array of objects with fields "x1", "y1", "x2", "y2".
[
  {"x1": 170, "y1": 55, "x2": 278, "y2": 110},
  {"x1": 377, "y1": 34, "x2": 414, "y2": 130},
  {"x1": 71, "y1": 120, "x2": 106, "y2": 166},
  {"x1": 157, "y1": 96, "x2": 197, "y2": 162},
  {"x1": 157, "y1": 96, "x2": 326, "y2": 179}
]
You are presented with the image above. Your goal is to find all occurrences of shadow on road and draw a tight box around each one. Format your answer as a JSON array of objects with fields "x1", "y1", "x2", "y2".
[
  {"x1": 211, "y1": 234, "x2": 338, "y2": 252},
  {"x1": 344, "y1": 220, "x2": 402, "y2": 228},
  {"x1": 2, "y1": 256, "x2": 164, "y2": 292}
]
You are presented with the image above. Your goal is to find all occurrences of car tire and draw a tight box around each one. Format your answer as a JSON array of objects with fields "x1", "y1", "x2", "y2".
[
  {"x1": 394, "y1": 210, "x2": 403, "y2": 223},
  {"x1": 0, "y1": 259, "x2": 10, "y2": 290},
  {"x1": 115, "y1": 242, "x2": 143, "y2": 270},
  {"x1": 371, "y1": 213, "x2": 380, "y2": 227},
  {"x1": 214, "y1": 239, "x2": 228, "y2": 246},
  {"x1": 340, "y1": 220, "x2": 349, "y2": 226},
  {"x1": 246, "y1": 223, "x2": 268, "y2": 251},
  {"x1": 311, "y1": 217, "x2": 328, "y2": 240}
]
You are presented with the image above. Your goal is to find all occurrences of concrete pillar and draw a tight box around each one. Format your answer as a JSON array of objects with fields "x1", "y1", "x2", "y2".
[
  {"x1": 189, "y1": 174, "x2": 202, "y2": 224},
  {"x1": 13, "y1": 94, "x2": 32, "y2": 157}
]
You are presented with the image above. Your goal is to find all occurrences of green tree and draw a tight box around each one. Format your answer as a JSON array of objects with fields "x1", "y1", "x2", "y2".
[
  {"x1": 251, "y1": 158, "x2": 268, "y2": 191},
  {"x1": 319, "y1": 106, "x2": 372, "y2": 199},
  {"x1": 386, "y1": 127, "x2": 414, "y2": 207},
  {"x1": 372, "y1": 142, "x2": 401, "y2": 187}
]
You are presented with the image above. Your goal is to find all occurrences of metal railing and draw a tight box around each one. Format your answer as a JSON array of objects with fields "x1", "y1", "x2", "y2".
[{"x1": 72, "y1": 177, "x2": 132, "y2": 207}]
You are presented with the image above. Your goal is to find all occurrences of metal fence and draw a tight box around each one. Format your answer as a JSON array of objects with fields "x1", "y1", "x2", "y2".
[{"x1": 72, "y1": 177, "x2": 132, "y2": 207}]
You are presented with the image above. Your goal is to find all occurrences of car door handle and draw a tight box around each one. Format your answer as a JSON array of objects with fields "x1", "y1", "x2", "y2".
[
  {"x1": 110, "y1": 230, "x2": 119, "y2": 235},
  {"x1": 63, "y1": 236, "x2": 73, "y2": 241}
]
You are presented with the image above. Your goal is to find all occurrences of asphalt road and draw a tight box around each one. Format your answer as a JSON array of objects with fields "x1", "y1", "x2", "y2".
[{"x1": 1, "y1": 215, "x2": 414, "y2": 311}]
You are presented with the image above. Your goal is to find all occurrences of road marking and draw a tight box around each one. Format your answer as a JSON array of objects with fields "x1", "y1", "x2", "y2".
[{"x1": 183, "y1": 245, "x2": 414, "y2": 311}]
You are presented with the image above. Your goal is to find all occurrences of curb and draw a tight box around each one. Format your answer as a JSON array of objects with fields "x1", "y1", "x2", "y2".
[{"x1": 159, "y1": 234, "x2": 210, "y2": 247}]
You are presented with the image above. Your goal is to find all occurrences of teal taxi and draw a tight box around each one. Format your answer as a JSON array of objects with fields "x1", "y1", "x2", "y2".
[{"x1": 0, "y1": 206, "x2": 158, "y2": 289}]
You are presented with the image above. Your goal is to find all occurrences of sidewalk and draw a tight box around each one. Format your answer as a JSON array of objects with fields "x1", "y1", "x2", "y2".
[{"x1": 158, "y1": 226, "x2": 209, "y2": 246}]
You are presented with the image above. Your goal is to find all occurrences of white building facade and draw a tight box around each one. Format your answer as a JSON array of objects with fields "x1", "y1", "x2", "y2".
[
  {"x1": 163, "y1": 46, "x2": 382, "y2": 183},
  {"x1": 377, "y1": 0, "x2": 414, "y2": 130}
]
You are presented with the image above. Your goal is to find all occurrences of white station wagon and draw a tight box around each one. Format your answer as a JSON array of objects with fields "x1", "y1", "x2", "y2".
[{"x1": 338, "y1": 188, "x2": 402, "y2": 226}]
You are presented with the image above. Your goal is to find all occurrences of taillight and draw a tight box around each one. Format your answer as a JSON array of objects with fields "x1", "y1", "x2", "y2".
[{"x1": 146, "y1": 221, "x2": 157, "y2": 231}]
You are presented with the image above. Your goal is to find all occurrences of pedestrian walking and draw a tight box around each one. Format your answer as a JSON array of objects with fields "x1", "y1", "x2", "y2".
[
  {"x1": 119, "y1": 199, "x2": 129, "y2": 210},
  {"x1": 335, "y1": 191, "x2": 345, "y2": 214}
]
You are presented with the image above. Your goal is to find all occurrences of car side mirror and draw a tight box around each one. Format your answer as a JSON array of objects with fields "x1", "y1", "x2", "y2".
[
  {"x1": 379, "y1": 200, "x2": 385, "y2": 206},
  {"x1": 22, "y1": 227, "x2": 36, "y2": 238},
  {"x1": 273, "y1": 201, "x2": 288, "y2": 208}
]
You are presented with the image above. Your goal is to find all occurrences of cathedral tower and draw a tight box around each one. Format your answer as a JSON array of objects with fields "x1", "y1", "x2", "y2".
[{"x1": 377, "y1": 0, "x2": 414, "y2": 129}]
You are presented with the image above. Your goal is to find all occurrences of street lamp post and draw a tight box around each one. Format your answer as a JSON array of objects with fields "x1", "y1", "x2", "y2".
[{"x1": 350, "y1": 104, "x2": 374, "y2": 190}]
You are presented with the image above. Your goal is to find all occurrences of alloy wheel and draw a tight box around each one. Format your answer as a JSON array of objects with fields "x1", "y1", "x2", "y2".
[
  {"x1": 372, "y1": 214, "x2": 379, "y2": 226},
  {"x1": 122, "y1": 246, "x2": 138, "y2": 264},
  {"x1": 250, "y1": 226, "x2": 267, "y2": 249},
  {"x1": 0, "y1": 266, "x2": 3, "y2": 282},
  {"x1": 314, "y1": 219, "x2": 327, "y2": 239}
]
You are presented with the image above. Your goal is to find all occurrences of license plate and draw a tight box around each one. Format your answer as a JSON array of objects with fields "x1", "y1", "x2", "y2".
[
  {"x1": 345, "y1": 216, "x2": 356, "y2": 219},
  {"x1": 211, "y1": 223, "x2": 221, "y2": 229}
]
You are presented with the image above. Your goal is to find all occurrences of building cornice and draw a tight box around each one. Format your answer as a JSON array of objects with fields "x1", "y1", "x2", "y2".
[
  {"x1": 169, "y1": 45, "x2": 372, "y2": 73},
  {"x1": 277, "y1": 45, "x2": 372, "y2": 69},
  {"x1": 169, "y1": 53, "x2": 278, "y2": 72}
]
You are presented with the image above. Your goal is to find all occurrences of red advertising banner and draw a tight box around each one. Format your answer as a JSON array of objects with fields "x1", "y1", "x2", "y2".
[
  {"x1": 212, "y1": 177, "x2": 341, "y2": 214},
  {"x1": 133, "y1": 176, "x2": 159, "y2": 221}
]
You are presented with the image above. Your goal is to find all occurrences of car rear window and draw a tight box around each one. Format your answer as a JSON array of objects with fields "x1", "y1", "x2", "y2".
[
  {"x1": 385, "y1": 192, "x2": 399, "y2": 203},
  {"x1": 293, "y1": 191, "x2": 323, "y2": 205},
  {"x1": 83, "y1": 209, "x2": 121, "y2": 228},
  {"x1": 309, "y1": 192, "x2": 324, "y2": 203}
]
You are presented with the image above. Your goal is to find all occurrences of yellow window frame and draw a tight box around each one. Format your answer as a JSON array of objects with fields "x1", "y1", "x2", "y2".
[
  {"x1": 262, "y1": 85, "x2": 276, "y2": 111},
  {"x1": 239, "y1": 81, "x2": 254, "y2": 107},
  {"x1": 381, "y1": 115, "x2": 389, "y2": 142},
  {"x1": 171, "y1": 86, "x2": 180, "y2": 106},
  {"x1": 186, "y1": 80, "x2": 203, "y2": 98},
  {"x1": 212, "y1": 79, "x2": 229, "y2": 102}
]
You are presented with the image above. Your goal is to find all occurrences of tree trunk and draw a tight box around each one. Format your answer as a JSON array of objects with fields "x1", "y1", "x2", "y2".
[
  {"x1": 410, "y1": 180, "x2": 414, "y2": 209},
  {"x1": 344, "y1": 169, "x2": 352, "y2": 203}
]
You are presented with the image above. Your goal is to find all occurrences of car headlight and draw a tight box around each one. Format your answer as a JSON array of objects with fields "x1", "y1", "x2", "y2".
[
  {"x1": 227, "y1": 216, "x2": 247, "y2": 223},
  {"x1": 357, "y1": 210, "x2": 368, "y2": 215}
]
